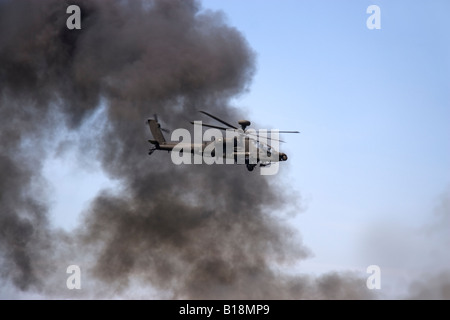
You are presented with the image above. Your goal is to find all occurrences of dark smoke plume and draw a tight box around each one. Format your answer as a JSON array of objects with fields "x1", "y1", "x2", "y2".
[{"x1": 0, "y1": 0, "x2": 373, "y2": 299}]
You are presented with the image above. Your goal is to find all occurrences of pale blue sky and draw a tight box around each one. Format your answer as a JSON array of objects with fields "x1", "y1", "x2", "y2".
[
  {"x1": 43, "y1": 0, "x2": 450, "y2": 298},
  {"x1": 200, "y1": 0, "x2": 450, "y2": 297}
]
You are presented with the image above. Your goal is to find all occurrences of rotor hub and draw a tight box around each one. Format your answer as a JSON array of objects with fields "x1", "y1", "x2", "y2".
[{"x1": 238, "y1": 120, "x2": 251, "y2": 131}]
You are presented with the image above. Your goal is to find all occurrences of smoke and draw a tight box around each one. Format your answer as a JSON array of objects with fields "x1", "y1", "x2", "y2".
[
  {"x1": 0, "y1": 0, "x2": 374, "y2": 299},
  {"x1": 404, "y1": 188, "x2": 450, "y2": 300},
  {"x1": 357, "y1": 186, "x2": 450, "y2": 299}
]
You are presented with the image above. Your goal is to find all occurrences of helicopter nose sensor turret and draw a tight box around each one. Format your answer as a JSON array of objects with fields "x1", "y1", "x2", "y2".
[{"x1": 279, "y1": 153, "x2": 288, "y2": 161}]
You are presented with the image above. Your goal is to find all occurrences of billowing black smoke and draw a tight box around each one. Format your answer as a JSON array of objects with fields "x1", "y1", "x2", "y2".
[{"x1": 0, "y1": 0, "x2": 373, "y2": 299}]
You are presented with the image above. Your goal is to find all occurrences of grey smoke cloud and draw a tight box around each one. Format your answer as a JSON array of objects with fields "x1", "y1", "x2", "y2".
[{"x1": 0, "y1": 0, "x2": 374, "y2": 299}]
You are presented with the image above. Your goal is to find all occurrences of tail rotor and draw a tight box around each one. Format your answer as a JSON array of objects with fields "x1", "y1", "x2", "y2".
[{"x1": 153, "y1": 114, "x2": 170, "y2": 133}]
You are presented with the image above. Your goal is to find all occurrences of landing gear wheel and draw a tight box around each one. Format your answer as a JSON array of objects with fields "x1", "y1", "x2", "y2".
[{"x1": 247, "y1": 164, "x2": 256, "y2": 171}]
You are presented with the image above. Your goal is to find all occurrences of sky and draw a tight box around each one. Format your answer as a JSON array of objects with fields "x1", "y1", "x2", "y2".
[
  {"x1": 26, "y1": 0, "x2": 450, "y2": 299},
  {"x1": 199, "y1": 0, "x2": 450, "y2": 297}
]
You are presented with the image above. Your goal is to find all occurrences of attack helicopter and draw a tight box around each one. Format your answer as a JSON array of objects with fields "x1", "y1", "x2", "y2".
[{"x1": 147, "y1": 111, "x2": 299, "y2": 171}]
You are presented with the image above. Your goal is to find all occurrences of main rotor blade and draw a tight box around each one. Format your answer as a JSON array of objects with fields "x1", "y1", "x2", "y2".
[
  {"x1": 190, "y1": 122, "x2": 230, "y2": 131},
  {"x1": 245, "y1": 132, "x2": 286, "y2": 143},
  {"x1": 199, "y1": 111, "x2": 238, "y2": 130},
  {"x1": 245, "y1": 130, "x2": 299, "y2": 142}
]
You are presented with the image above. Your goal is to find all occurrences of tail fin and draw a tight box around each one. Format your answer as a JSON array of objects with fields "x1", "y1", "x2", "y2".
[{"x1": 148, "y1": 119, "x2": 166, "y2": 145}]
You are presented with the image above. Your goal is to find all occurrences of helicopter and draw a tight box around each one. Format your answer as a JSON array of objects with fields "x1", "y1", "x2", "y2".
[{"x1": 147, "y1": 111, "x2": 299, "y2": 172}]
